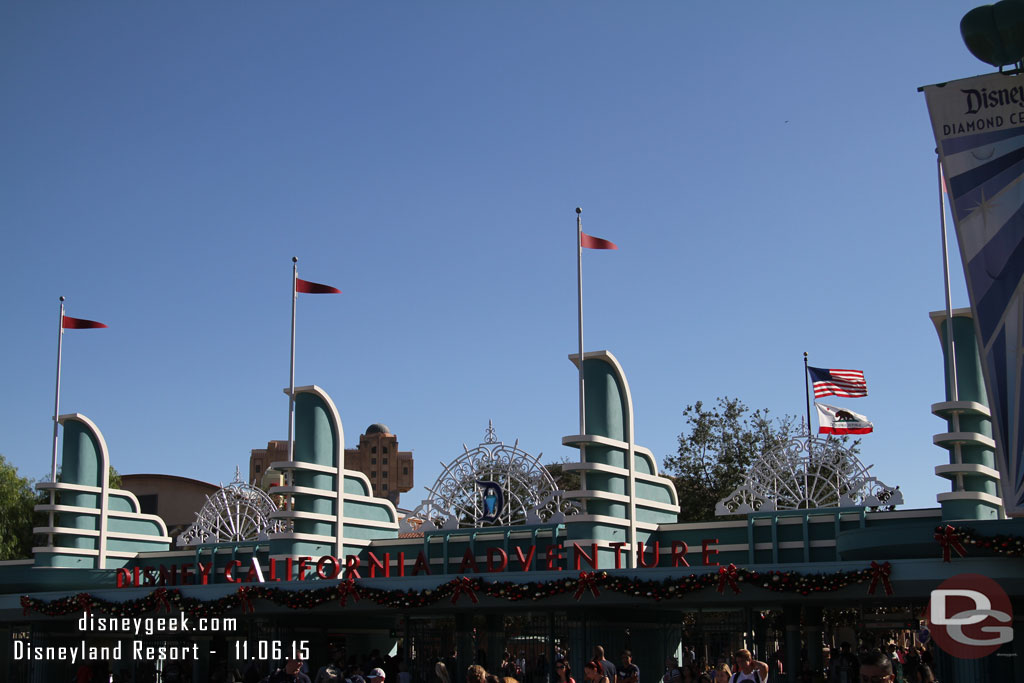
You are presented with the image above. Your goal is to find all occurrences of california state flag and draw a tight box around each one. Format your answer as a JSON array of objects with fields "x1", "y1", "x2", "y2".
[{"x1": 815, "y1": 402, "x2": 873, "y2": 435}]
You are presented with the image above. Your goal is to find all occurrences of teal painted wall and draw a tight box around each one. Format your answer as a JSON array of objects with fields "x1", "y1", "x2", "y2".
[
  {"x1": 934, "y1": 313, "x2": 1001, "y2": 521},
  {"x1": 582, "y1": 358, "x2": 625, "y2": 440}
]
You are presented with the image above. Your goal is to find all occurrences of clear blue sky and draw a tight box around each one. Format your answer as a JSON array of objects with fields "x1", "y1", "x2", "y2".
[{"x1": 1, "y1": 3, "x2": 991, "y2": 512}]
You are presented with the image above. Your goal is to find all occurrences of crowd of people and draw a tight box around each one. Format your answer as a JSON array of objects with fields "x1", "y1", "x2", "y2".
[
  {"x1": 818, "y1": 642, "x2": 936, "y2": 683},
  {"x1": 85, "y1": 636, "x2": 939, "y2": 683}
]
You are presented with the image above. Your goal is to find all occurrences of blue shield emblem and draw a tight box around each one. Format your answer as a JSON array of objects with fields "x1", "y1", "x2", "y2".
[{"x1": 476, "y1": 480, "x2": 504, "y2": 523}]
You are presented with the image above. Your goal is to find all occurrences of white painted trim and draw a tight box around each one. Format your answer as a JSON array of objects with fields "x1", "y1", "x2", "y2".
[
  {"x1": 562, "y1": 461, "x2": 671, "y2": 485},
  {"x1": 339, "y1": 470, "x2": 377, "y2": 497},
  {"x1": 345, "y1": 492, "x2": 399, "y2": 508},
  {"x1": 562, "y1": 434, "x2": 629, "y2": 451},
  {"x1": 935, "y1": 463, "x2": 1001, "y2": 479},
  {"x1": 567, "y1": 514, "x2": 660, "y2": 531},
  {"x1": 105, "y1": 550, "x2": 154, "y2": 559},
  {"x1": 369, "y1": 537, "x2": 427, "y2": 547},
  {"x1": 34, "y1": 526, "x2": 100, "y2": 537},
  {"x1": 58, "y1": 414, "x2": 111, "y2": 569},
  {"x1": 659, "y1": 519, "x2": 747, "y2": 531},
  {"x1": 36, "y1": 481, "x2": 102, "y2": 493},
  {"x1": 34, "y1": 504, "x2": 101, "y2": 515},
  {"x1": 933, "y1": 432, "x2": 996, "y2": 448},
  {"x1": 338, "y1": 516, "x2": 399, "y2": 529},
  {"x1": 559, "y1": 463, "x2": 679, "y2": 508},
  {"x1": 268, "y1": 459, "x2": 339, "y2": 475},
  {"x1": 937, "y1": 491, "x2": 1004, "y2": 505},
  {"x1": 106, "y1": 510, "x2": 171, "y2": 529},
  {"x1": 560, "y1": 489, "x2": 680, "y2": 513},
  {"x1": 562, "y1": 461, "x2": 628, "y2": 474},
  {"x1": 31, "y1": 504, "x2": 166, "y2": 533},
  {"x1": 865, "y1": 508, "x2": 943, "y2": 520},
  {"x1": 271, "y1": 485, "x2": 336, "y2": 498},
  {"x1": 937, "y1": 462, "x2": 999, "y2": 479},
  {"x1": 137, "y1": 551, "x2": 202, "y2": 559},
  {"x1": 273, "y1": 510, "x2": 338, "y2": 523},
  {"x1": 931, "y1": 401, "x2": 990, "y2": 417},
  {"x1": 105, "y1": 531, "x2": 173, "y2": 543},
  {"x1": 269, "y1": 531, "x2": 339, "y2": 544},
  {"x1": 295, "y1": 385, "x2": 347, "y2": 558},
  {"x1": 752, "y1": 540, "x2": 836, "y2": 550},
  {"x1": 749, "y1": 514, "x2": 855, "y2": 527},
  {"x1": 31, "y1": 545, "x2": 98, "y2": 557}
]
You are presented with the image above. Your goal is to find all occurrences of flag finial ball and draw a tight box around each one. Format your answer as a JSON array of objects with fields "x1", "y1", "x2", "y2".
[
  {"x1": 292, "y1": 256, "x2": 298, "y2": 263},
  {"x1": 575, "y1": 207, "x2": 582, "y2": 214},
  {"x1": 59, "y1": 296, "x2": 65, "y2": 302}
]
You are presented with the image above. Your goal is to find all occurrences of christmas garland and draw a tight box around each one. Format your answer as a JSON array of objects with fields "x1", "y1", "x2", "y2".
[
  {"x1": 934, "y1": 524, "x2": 1024, "y2": 561},
  {"x1": 20, "y1": 561, "x2": 894, "y2": 619}
]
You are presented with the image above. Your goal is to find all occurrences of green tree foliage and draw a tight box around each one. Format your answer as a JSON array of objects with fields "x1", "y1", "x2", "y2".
[
  {"x1": 545, "y1": 457, "x2": 581, "y2": 492},
  {"x1": 107, "y1": 465, "x2": 122, "y2": 489},
  {"x1": 663, "y1": 397, "x2": 798, "y2": 523},
  {"x1": 0, "y1": 455, "x2": 39, "y2": 560}
]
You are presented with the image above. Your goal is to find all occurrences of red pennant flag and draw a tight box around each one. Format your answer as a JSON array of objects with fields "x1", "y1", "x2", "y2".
[
  {"x1": 581, "y1": 232, "x2": 618, "y2": 250},
  {"x1": 62, "y1": 316, "x2": 108, "y2": 329},
  {"x1": 296, "y1": 278, "x2": 341, "y2": 294}
]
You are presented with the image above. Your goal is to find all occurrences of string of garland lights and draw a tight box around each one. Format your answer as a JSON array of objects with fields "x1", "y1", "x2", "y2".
[
  {"x1": 20, "y1": 562, "x2": 896, "y2": 619},
  {"x1": 934, "y1": 524, "x2": 1024, "y2": 561}
]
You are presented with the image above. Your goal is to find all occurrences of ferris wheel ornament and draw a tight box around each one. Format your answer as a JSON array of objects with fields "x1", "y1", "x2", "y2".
[
  {"x1": 715, "y1": 434, "x2": 903, "y2": 515},
  {"x1": 399, "y1": 421, "x2": 581, "y2": 532},
  {"x1": 177, "y1": 467, "x2": 289, "y2": 546}
]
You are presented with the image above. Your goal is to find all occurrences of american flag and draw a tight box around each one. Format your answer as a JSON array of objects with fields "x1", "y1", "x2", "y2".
[{"x1": 808, "y1": 366, "x2": 867, "y2": 398}]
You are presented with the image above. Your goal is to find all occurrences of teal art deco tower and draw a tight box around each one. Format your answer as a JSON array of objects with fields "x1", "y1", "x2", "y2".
[{"x1": 931, "y1": 308, "x2": 1003, "y2": 520}]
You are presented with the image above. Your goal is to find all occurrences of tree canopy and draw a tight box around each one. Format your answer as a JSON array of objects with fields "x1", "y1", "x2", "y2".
[
  {"x1": 663, "y1": 397, "x2": 798, "y2": 523},
  {"x1": 545, "y1": 457, "x2": 581, "y2": 492},
  {"x1": 0, "y1": 455, "x2": 39, "y2": 560}
]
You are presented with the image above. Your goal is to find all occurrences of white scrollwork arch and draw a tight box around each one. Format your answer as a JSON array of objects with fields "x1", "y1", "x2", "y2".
[
  {"x1": 399, "y1": 422, "x2": 581, "y2": 532},
  {"x1": 715, "y1": 435, "x2": 902, "y2": 515},
  {"x1": 177, "y1": 468, "x2": 289, "y2": 545}
]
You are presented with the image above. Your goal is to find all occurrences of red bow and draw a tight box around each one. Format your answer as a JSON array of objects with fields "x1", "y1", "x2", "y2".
[
  {"x1": 20, "y1": 596, "x2": 32, "y2": 617},
  {"x1": 574, "y1": 571, "x2": 601, "y2": 600},
  {"x1": 237, "y1": 586, "x2": 255, "y2": 614},
  {"x1": 717, "y1": 564, "x2": 741, "y2": 594},
  {"x1": 338, "y1": 577, "x2": 361, "y2": 607},
  {"x1": 935, "y1": 525, "x2": 966, "y2": 562},
  {"x1": 152, "y1": 588, "x2": 172, "y2": 613},
  {"x1": 867, "y1": 561, "x2": 893, "y2": 596},
  {"x1": 450, "y1": 576, "x2": 479, "y2": 605},
  {"x1": 76, "y1": 593, "x2": 92, "y2": 615}
]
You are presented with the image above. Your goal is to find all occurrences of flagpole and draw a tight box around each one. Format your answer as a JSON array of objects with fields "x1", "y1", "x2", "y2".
[
  {"x1": 288, "y1": 257, "x2": 298, "y2": 464},
  {"x1": 576, "y1": 207, "x2": 586, "y2": 435},
  {"x1": 804, "y1": 352, "x2": 812, "y2": 438},
  {"x1": 938, "y1": 155, "x2": 959, "y2": 402},
  {"x1": 51, "y1": 297, "x2": 65, "y2": 483}
]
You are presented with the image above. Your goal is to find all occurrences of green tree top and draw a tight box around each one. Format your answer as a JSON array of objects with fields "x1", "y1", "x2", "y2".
[
  {"x1": 0, "y1": 455, "x2": 39, "y2": 560},
  {"x1": 663, "y1": 397, "x2": 798, "y2": 523}
]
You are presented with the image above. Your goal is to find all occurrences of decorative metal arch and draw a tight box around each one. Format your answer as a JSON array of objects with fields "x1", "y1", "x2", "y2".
[
  {"x1": 715, "y1": 435, "x2": 902, "y2": 515},
  {"x1": 399, "y1": 421, "x2": 581, "y2": 532},
  {"x1": 177, "y1": 468, "x2": 289, "y2": 546}
]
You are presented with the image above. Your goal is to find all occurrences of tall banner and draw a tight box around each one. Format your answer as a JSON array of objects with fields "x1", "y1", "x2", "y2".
[{"x1": 923, "y1": 71, "x2": 1024, "y2": 516}]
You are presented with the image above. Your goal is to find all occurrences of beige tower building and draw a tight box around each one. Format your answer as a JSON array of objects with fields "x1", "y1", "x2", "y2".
[
  {"x1": 249, "y1": 423, "x2": 413, "y2": 505},
  {"x1": 249, "y1": 439, "x2": 288, "y2": 489}
]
